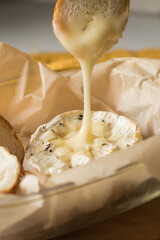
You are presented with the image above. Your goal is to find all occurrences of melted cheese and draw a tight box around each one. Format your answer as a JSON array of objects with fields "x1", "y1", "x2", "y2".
[
  {"x1": 53, "y1": 9, "x2": 129, "y2": 150},
  {"x1": 24, "y1": 2, "x2": 133, "y2": 175}
]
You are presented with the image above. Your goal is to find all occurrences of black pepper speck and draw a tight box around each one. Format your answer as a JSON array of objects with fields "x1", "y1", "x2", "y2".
[
  {"x1": 45, "y1": 144, "x2": 51, "y2": 151},
  {"x1": 102, "y1": 143, "x2": 107, "y2": 146}
]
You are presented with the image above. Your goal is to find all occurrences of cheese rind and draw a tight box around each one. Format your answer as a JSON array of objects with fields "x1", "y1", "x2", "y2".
[{"x1": 23, "y1": 111, "x2": 142, "y2": 176}]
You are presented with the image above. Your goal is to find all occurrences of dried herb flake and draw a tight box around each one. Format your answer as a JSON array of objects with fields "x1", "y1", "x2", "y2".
[{"x1": 45, "y1": 143, "x2": 51, "y2": 151}]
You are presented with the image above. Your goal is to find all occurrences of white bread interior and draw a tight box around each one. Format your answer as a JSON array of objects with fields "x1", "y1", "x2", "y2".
[
  {"x1": 0, "y1": 147, "x2": 20, "y2": 193},
  {"x1": 56, "y1": 0, "x2": 129, "y2": 18}
]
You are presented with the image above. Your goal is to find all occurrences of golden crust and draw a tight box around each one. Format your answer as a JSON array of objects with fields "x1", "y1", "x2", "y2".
[
  {"x1": 53, "y1": 0, "x2": 63, "y2": 19},
  {"x1": 0, "y1": 115, "x2": 24, "y2": 163}
]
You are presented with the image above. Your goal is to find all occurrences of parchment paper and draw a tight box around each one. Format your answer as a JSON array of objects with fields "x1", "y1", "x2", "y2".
[
  {"x1": 1, "y1": 43, "x2": 160, "y2": 138},
  {"x1": 0, "y1": 42, "x2": 160, "y2": 239}
]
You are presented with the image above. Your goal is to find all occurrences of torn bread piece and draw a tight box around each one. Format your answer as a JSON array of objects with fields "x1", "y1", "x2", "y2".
[
  {"x1": 16, "y1": 174, "x2": 40, "y2": 195},
  {"x1": 53, "y1": 0, "x2": 129, "y2": 59},
  {"x1": 0, "y1": 115, "x2": 24, "y2": 163},
  {"x1": 0, "y1": 147, "x2": 20, "y2": 193},
  {"x1": 23, "y1": 111, "x2": 142, "y2": 177}
]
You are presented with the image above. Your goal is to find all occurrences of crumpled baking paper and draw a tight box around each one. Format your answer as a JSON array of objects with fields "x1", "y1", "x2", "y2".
[
  {"x1": 1, "y1": 43, "x2": 160, "y2": 138},
  {"x1": 0, "y1": 42, "x2": 160, "y2": 239}
]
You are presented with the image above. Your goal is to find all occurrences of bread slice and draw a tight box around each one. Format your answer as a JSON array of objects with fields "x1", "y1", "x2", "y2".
[
  {"x1": 0, "y1": 115, "x2": 24, "y2": 163},
  {"x1": 23, "y1": 111, "x2": 142, "y2": 177},
  {"x1": 53, "y1": 0, "x2": 129, "y2": 60},
  {"x1": 0, "y1": 147, "x2": 20, "y2": 193}
]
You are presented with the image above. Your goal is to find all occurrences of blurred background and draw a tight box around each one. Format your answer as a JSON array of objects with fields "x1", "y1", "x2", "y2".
[{"x1": 0, "y1": 0, "x2": 160, "y2": 53}]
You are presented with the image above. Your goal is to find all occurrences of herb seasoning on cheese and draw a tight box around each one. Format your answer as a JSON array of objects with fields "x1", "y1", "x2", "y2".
[{"x1": 24, "y1": 111, "x2": 142, "y2": 176}]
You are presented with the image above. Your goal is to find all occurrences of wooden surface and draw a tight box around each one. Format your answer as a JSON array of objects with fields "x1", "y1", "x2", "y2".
[{"x1": 55, "y1": 197, "x2": 160, "y2": 240}]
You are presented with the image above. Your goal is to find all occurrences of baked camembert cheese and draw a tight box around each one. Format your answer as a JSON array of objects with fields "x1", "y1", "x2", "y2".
[{"x1": 23, "y1": 111, "x2": 142, "y2": 176}]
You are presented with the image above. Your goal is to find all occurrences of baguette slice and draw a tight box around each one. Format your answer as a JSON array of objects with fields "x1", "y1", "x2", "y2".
[
  {"x1": 0, "y1": 147, "x2": 20, "y2": 193},
  {"x1": 23, "y1": 111, "x2": 142, "y2": 177},
  {"x1": 53, "y1": 0, "x2": 129, "y2": 58},
  {"x1": 0, "y1": 115, "x2": 24, "y2": 163}
]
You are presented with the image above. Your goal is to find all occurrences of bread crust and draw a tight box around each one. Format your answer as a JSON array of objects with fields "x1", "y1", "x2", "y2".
[{"x1": 0, "y1": 115, "x2": 24, "y2": 163}]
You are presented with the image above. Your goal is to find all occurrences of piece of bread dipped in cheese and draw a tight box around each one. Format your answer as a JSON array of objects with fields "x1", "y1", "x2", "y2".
[
  {"x1": 0, "y1": 147, "x2": 20, "y2": 193},
  {"x1": 53, "y1": 0, "x2": 129, "y2": 59},
  {"x1": 0, "y1": 115, "x2": 24, "y2": 163},
  {"x1": 23, "y1": 111, "x2": 142, "y2": 177}
]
